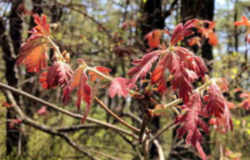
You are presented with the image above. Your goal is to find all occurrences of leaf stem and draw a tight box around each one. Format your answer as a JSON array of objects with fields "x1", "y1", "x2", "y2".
[{"x1": 151, "y1": 78, "x2": 214, "y2": 114}]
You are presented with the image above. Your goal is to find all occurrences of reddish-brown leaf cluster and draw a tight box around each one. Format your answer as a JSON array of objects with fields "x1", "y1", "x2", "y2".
[
  {"x1": 176, "y1": 83, "x2": 233, "y2": 159},
  {"x1": 129, "y1": 46, "x2": 207, "y2": 102},
  {"x1": 239, "y1": 92, "x2": 250, "y2": 110},
  {"x1": 17, "y1": 14, "x2": 50, "y2": 73},
  {"x1": 176, "y1": 93, "x2": 209, "y2": 160},
  {"x1": 62, "y1": 64, "x2": 92, "y2": 123},
  {"x1": 39, "y1": 61, "x2": 73, "y2": 89},
  {"x1": 194, "y1": 20, "x2": 218, "y2": 46},
  {"x1": 145, "y1": 29, "x2": 169, "y2": 49},
  {"x1": 204, "y1": 84, "x2": 233, "y2": 132},
  {"x1": 108, "y1": 77, "x2": 131, "y2": 98},
  {"x1": 37, "y1": 106, "x2": 47, "y2": 116},
  {"x1": 234, "y1": 16, "x2": 250, "y2": 43}
]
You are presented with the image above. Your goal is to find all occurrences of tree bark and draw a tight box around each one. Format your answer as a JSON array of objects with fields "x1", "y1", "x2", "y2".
[{"x1": 0, "y1": 0, "x2": 25, "y2": 156}]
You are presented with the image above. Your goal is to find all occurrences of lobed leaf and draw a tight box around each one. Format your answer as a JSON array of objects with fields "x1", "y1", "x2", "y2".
[
  {"x1": 17, "y1": 36, "x2": 48, "y2": 73},
  {"x1": 128, "y1": 50, "x2": 162, "y2": 84},
  {"x1": 108, "y1": 77, "x2": 131, "y2": 98},
  {"x1": 39, "y1": 61, "x2": 73, "y2": 89},
  {"x1": 176, "y1": 93, "x2": 209, "y2": 160}
]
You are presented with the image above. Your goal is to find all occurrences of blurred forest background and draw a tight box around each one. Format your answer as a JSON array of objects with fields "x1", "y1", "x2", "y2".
[{"x1": 0, "y1": 0, "x2": 249, "y2": 160}]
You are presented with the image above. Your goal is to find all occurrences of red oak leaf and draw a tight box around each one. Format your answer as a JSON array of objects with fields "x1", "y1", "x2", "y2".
[
  {"x1": 32, "y1": 14, "x2": 50, "y2": 36},
  {"x1": 108, "y1": 77, "x2": 131, "y2": 98},
  {"x1": 234, "y1": 16, "x2": 250, "y2": 43},
  {"x1": 77, "y1": 74, "x2": 92, "y2": 123},
  {"x1": 128, "y1": 50, "x2": 162, "y2": 84},
  {"x1": 174, "y1": 47, "x2": 207, "y2": 77},
  {"x1": 62, "y1": 64, "x2": 92, "y2": 123},
  {"x1": 37, "y1": 106, "x2": 47, "y2": 116},
  {"x1": 1, "y1": 102, "x2": 12, "y2": 108},
  {"x1": 151, "y1": 64, "x2": 167, "y2": 93},
  {"x1": 17, "y1": 37, "x2": 48, "y2": 73},
  {"x1": 240, "y1": 92, "x2": 250, "y2": 110},
  {"x1": 188, "y1": 37, "x2": 201, "y2": 47},
  {"x1": 17, "y1": 14, "x2": 50, "y2": 73},
  {"x1": 204, "y1": 84, "x2": 233, "y2": 131},
  {"x1": 176, "y1": 93, "x2": 209, "y2": 160},
  {"x1": 234, "y1": 16, "x2": 250, "y2": 27},
  {"x1": 9, "y1": 119, "x2": 22, "y2": 128},
  {"x1": 40, "y1": 61, "x2": 72, "y2": 89},
  {"x1": 204, "y1": 84, "x2": 226, "y2": 117},
  {"x1": 171, "y1": 23, "x2": 184, "y2": 45},
  {"x1": 88, "y1": 66, "x2": 111, "y2": 82},
  {"x1": 195, "y1": 20, "x2": 218, "y2": 46},
  {"x1": 172, "y1": 64, "x2": 198, "y2": 103},
  {"x1": 151, "y1": 52, "x2": 173, "y2": 93},
  {"x1": 39, "y1": 71, "x2": 48, "y2": 89},
  {"x1": 151, "y1": 46, "x2": 206, "y2": 98},
  {"x1": 145, "y1": 29, "x2": 169, "y2": 49},
  {"x1": 171, "y1": 19, "x2": 196, "y2": 45}
]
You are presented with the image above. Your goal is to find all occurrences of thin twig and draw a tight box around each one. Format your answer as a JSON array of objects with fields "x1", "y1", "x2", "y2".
[
  {"x1": 5, "y1": 90, "x2": 99, "y2": 160},
  {"x1": 0, "y1": 82, "x2": 138, "y2": 139},
  {"x1": 150, "y1": 122, "x2": 176, "y2": 143},
  {"x1": 95, "y1": 96, "x2": 140, "y2": 133}
]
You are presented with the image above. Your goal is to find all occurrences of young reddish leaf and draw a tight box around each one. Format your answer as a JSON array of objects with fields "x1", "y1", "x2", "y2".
[
  {"x1": 88, "y1": 66, "x2": 111, "y2": 82},
  {"x1": 240, "y1": 92, "x2": 250, "y2": 110},
  {"x1": 32, "y1": 14, "x2": 50, "y2": 36},
  {"x1": 208, "y1": 32, "x2": 218, "y2": 46},
  {"x1": 1, "y1": 102, "x2": 12, "y2": 108},
  {"x1": 176, "y1": 93, "x2": 209, "y2": 160},
  {"x1": 62, "y1": 64, "x2": 92, "y2": 123},
  {"x1": 77, "y1": 73, "x2": 92, "y2": 123},
  {"x1": 171, "y1": 23, "x2": 184, "y2": 45},
  {"x1": 37, "y1": 106, "x2": 47, "y2": 115},
  {"x1": 17, "y1": 14, "x2": 51, "y2": 73},
  {"x1": 174, "y1": 47, "x2": 207, "y2": 77},
  {"x1": 204, "y1": 84, "x2": 227, "y2": 117},
  {"x1": 128, "y1": 50, "x2": 162, "y2": 84},
  {"x1": 108, "y1": 77, "x2": 130, "y2": 98},
  {"x1": 17, "y1": 39, "x2": 48, "y2": 73},
  {"x1": 209, "y1": 106, "x2": 233, "y2": 133},
  {"x1": 171, "y1": 64, "x2": 198, "y2": 103},
  {"x1": 150, "y1": 46, "x2": 207, "y2": 98},
  {"x1": 39, "y1": 71, "x2": 48, "y2": 89},
  {"x1": 151, "y1": 65, "x2": 167, "y2": 93},
  {"x1": 145, "y1": 29, "x2": 169, "y2": 49},
  {"x1": 204, "y1": 84, "x2": 233, "y2": 131},
  {"x1": 188, "y1": 37, "x2": 201, "y2": 47},
  {"x1": 41, "y1": 61, "x2": 72, "y2": 89},
  {"x1": 195, "y1": 20, "x2": 218, "y2": 46},
  {"x1": 235, "y1": 16, "x2": 250, "y2": 43},
  {"x1": 9, "y1": 119, "x2": 22, "y2": 128},
  {"x1": 151, "y1": 53, "x2": 172, "y2": 93},
  {"x1": 234, "y1": 16, "x2": 250, "y2": 27},
  {"x1": 171, "y1": 19, "x2": 196, "y2": 45}
]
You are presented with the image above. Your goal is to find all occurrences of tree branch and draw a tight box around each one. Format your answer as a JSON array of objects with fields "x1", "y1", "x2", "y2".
[
  {"x1": 95, "y1": 96, "x2": 140, "y2": 133},
  {"x1": 0, "y1": 82, "x2": 138, "y2": 139},
  {"x1": 4, "y1": 90, "x2": 99, "y2": 160}
]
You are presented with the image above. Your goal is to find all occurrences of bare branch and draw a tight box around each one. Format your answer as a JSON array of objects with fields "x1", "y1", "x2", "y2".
[
  {"x1": 0, "y1": 82, "x2": 138, "y2": 139},
  {"x1": 95, "y1": 96, "x2": 140, "y2": 133}
]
